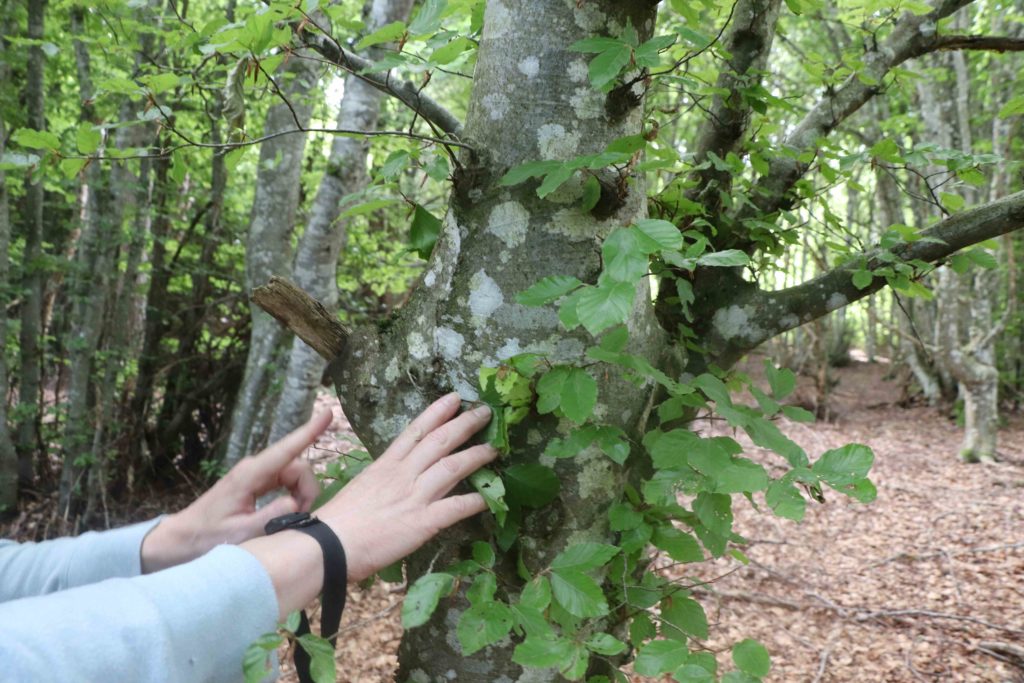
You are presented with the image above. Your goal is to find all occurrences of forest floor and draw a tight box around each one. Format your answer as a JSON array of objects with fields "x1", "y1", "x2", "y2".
[
  {"x1": 5, "y1": 360, "x2": 1022, "y2": 682},
  {"x1": 288, "y1": 359, "x2": 1024, "y2": 682}
]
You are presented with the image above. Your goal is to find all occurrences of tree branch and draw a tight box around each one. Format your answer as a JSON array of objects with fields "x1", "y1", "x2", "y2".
[
  {"x1": 730, "y1": 0, "x2": 975, "y2": 229},
  {"x1": 251, "y1": 276, "x2": 348, "y2": 361},
  {"x1": 935, "y1": 34, "x2": 1024, "y2": 52},
  {"x1": 683, "y1": 0, "x2": 783, "y2": 223},
  {"x1": 701, "y1": 190, "x2": 1024, "y2": 363},
  {"x1": 300, "y1": 30, "x2": 464, "y2": 139}
]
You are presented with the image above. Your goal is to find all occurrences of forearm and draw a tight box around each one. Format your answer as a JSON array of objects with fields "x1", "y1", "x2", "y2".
[
  {"x1": 0, "y1": 545, "x2": 278, "y2": 683},
  {"x1": 240, "y1": 530, "x2": 324, "y2": 621},
  {"x1": 0, "y1": 518, "x2": 160, "y2": 601}
]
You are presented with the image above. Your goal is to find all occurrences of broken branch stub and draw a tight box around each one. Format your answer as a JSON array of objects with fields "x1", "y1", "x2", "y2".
[{"x1": 251, "y1": 276, "x2": 347, "y2": 361}]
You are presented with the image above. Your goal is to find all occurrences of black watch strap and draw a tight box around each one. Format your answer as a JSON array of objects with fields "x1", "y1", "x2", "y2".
[{"x1": 264, "y1": 512, "x2": 347, "y2": 683}]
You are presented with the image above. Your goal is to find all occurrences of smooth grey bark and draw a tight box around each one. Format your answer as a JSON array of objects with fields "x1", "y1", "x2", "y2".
[
  {"x1": 0, "y1": 99, "x2": 16, "y2": 514},
  {"x1": 59, "y1": 7, "x2": 122, "y2": 516},
  {"x1": 15, "y1": 0, "x2": 47, "y2": 490},
  {"x1": 321, "y1": 2, "x2": 664, "y2": 679},
  {"x1": 224, "y1": 53, "x2": 323, "y2": 465},
  {"x1": 267, "y1": 0, "x2": 415, "y2": 444}
]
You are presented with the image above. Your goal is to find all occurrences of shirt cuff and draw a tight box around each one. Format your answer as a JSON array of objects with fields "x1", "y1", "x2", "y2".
[{"x1": 65, "y1": 517, "x2": 163, "y2": 587}]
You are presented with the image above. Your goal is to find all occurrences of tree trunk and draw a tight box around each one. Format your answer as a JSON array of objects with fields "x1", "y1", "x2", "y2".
[
  {"x1": 0, "y1": 95, "x2": 17, "y2": 515},
  {"x1": 58, "y1": 7, "x2": 120, "y2": 516},
  {"x1": 15, "y1": 0, "x2": 47, "y2": 491},
  {"x1": 224, "y1": 52, "x2": 322, "y2": 465},
  {"x1": 322, "y1": 2, "x2": 663, "y2": 679},
  {"x1": 267, "y1": 0, "x2": 415, "y2": 444}
]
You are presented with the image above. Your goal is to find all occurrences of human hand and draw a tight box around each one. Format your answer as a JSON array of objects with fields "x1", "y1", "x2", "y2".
[
  {"x1": 316, "y1": 392, "x2": 496, "y2": 582},
  {"x1": 141, "y1": 412, "x2": 327, "y2": 573}
]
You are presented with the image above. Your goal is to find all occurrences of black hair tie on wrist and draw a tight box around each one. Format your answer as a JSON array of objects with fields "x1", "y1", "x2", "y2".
[{"x1": 265, "y1": 512, "x2": 347, "y2": 683}]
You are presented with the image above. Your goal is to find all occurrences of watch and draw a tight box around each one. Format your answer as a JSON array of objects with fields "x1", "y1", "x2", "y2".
[{"x1": 264, "y1": 511, "x2": 347, "y2": 683}]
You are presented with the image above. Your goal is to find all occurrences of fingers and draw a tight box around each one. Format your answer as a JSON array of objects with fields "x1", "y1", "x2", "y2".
[
  {"x1": 405, "y1": 403, "x2": 492, "y2": 472},
  {"x1": 417, "y1": 444, "x2": 498, "y2": 500},
  {"x1": 249, "y1": 410, "x2": 333, "y2": 479},
  {"x1": 382, "y1": 392, "x2": 462, "y2": 462},
  {"x1": 252, "y1": 495, "x2": 299, "y2": 533},
  {"x1": 278, "y1": 458, "x2": 320, "y2": 511},
  {"x1": 427, "y1": 493, "x2": 488, "y2": 530}
]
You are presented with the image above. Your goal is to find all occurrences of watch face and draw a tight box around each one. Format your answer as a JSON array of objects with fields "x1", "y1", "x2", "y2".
[{"x1": 265, "y1": 511, "x2": 313, "y2": 535}]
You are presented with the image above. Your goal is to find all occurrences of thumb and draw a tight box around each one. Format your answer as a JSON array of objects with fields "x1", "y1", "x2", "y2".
[{"x1": 253, "y1": 495, "x2": 300, "y2": 533}]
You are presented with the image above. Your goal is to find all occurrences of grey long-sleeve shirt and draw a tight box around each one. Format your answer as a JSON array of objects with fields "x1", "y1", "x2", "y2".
[{"x1": 0, "y1": 519, "x2": 279, "y2": 682}]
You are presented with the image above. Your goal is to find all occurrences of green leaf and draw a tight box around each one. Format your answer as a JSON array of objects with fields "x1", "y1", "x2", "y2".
[
  {"x1": 409, "y1": 0, "x2": 446, "y2": 34},
  {"x1": 536, "y1": 165, "x2": 575, "y2": 197},
  {"x1": 781, "y1": 405, "x2": 815, "y2": 423},
  {"x1": 869, "y1": 138, "x2": 902, "y2": 163},
  {"x1": 652, "y1": 526, "x2": 704, "y2": 563},
  {"x1": 513, "y1": 635, "x2": 575, "y2": 668},
  {"x1": 696, "y1": 249, "x2": 750, "y2": 267},
  {"x1": 551, "y1": 542, "x2": 619, "y2": 571},
  {"x1": 470, "y1": 468, "x2": 509, "y2": 525},
  {"x1": 430, "y1": 36, "x2": 472, "y2": 64},
  {"x1": 297, "y1": 634, "x2": 337, "y2": 683},
  {"x1": 409, "y1": 204, "x2": 442, "y2": 259},
  {"x1": 609, "y1": 502, "x2": 644, "y2": 531},
  {"x1": 764, "y1": 361, "x2": 796, "y2": 399},
  {"x1": 693, "y1": 492, "x2": 732, "y2": 537},
  {"x1": 852, "y1": 269, "x2": 873, "y2": 290},
  {"x1": 402, "y1": 573, "x2": 454, "y2": 628},
  {"x1": 517, "y1": 275, "x2": 582, "y2": 306},
  {"x1": 500, "y1": 159, "x2": 563, "y2": 187},
  {"x1": 537, "y1": 366, "x2": 570, "y2": 414},
  {"x1": 457, "y1": 601, "x2": 514, "y2": 655},
  {"x1": 660, "y1": 595, "x2": 709, "y2": 640},
  {"x1": 243, "y1": 634, "x2": 282, "y2": 683},
  {"x1": 732, "y1": 638, "x2": 771, "y2": 677},
  {"x1": 588, "y1": 44, "x2": 631, "y2": 89},
  {"x1": 520, "y1": 575, "x2": 552, "y2": 611},
  {"x1": 812, "y1": 444, "x2": 874, "y2": 486},
  {"x1": 586, "y1": 633, "x2": 627, "y2": 656},
  {"x1": 472, "y1": 541, "x2": 495, "y2": 568},
  {"x1": 76, "y1": 126, "x2": 101, "y2": 154},
  {"x1": 12, "y1": 128, "x2": 60, "y2": 151},
  {"x1": 504, "y1": 463, "x2": 561, "y2": 508},
  {"x1": 998, "y1": 94, "x2": 1024, "y2": 119},
  {"x1": 581, "y1": 174, "x2": 601, "y2": 212},
  {"x1": 634, "y1": 219, "x2": 683, "y2": 251},
  {"x1": 550, "y1": 568, "x2": 608, "y2": 617},
  {"x1": 356, "y1": 20, "x2": 406, "y2": 49},
  {"x1": 60, "y1": 158, "x2": 87, "y2": 179},
  {"x1": 634, "y1": 639, "x2": 690, "y2": 676},
  {"x1": 576, "y1": 282, "x2": 635, "y2": 335},
  {"x1": 561, "y1": 367, "x2": 598, "y2": 423},
  {"x1": 765, "y1": 479, "x2": 805, "y2": 521},
  {"x1": 745, "y1": 416, "x2": 808, "y2": 467},
  {"x1": 648, "y1": 428, "x2": 700, "y2": 469},
  {"x1": 966, "y1": 248, "x2": 997, "y2": 269}
]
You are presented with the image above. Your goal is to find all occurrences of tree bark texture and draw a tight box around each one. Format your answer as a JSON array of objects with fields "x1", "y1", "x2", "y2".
[
  {"x1": 15, "y1": 0, "x2": 47, "y2": 490},
  {"x1": 267, "y1": 0, "x2": 415, "y2": 445},
  {"x1": 323, "y1": 2, "x2": 663, "y2": 679},
  {"x1": 0, "y1": 101, "x2": 16, "y2": 514},
  {"x1": 59, "y1": 7, "x2": 121, "y2": 515},
  {"x1": 224, "y1": 52, "x2": 322, "y2": 465}
]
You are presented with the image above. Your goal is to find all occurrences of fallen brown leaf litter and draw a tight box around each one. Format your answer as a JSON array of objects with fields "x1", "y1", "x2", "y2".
[{"x1": 5, "y1": 362, "x2": 1021, "y2": 682}]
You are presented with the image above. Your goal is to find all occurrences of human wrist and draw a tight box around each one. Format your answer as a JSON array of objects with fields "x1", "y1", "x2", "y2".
[
  {"x1": 241, "y1": 530, "x2": 324, "y2": 621},
  {"x1": 140, "y1": 512, "x2": 201, "y2": 573}
]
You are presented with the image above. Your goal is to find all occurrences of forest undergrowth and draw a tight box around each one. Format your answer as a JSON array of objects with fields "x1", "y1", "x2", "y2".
[{"x1": 4, "y1": 360, "x2": 1022, "y2": 682}]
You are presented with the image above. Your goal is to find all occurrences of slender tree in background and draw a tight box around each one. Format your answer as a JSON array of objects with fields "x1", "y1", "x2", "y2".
[
  {"x1": 267, "y1": 0, "x2": 415, "y2": 443},
  {"x1": 224, "y1": 50, "x2": 323, "y2": 466},
  {"x1": 15, "y1": 0, "x2": 47, "y2": 493},
  {"x1": 0, "y1": 80, "x2": 15, "y2": 514}
]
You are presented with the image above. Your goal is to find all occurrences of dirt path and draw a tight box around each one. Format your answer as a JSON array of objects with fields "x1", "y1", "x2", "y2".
[{"x1": 305, "y1": 361, "x2": 1023, "y2": 682}]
